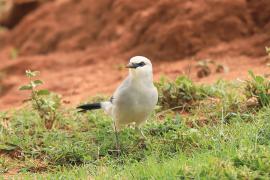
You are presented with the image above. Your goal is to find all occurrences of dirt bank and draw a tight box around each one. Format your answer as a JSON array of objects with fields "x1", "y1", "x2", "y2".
[{"x1": 0, "y1": 0, "x2": 269, "y2": 109}]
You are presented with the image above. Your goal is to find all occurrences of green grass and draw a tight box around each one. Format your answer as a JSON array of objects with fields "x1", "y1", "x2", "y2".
[{"x1": 1, "y1": 74, "x2": 270, "y2": 179}]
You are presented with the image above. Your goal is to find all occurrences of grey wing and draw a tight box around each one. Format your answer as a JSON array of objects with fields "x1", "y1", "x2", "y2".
[
  {"x1": 100, "y1": 77, "x2": 131, "y2": 118},
  {"x1": 111, "y1": 76, "x2": 131, "y2": 103}
]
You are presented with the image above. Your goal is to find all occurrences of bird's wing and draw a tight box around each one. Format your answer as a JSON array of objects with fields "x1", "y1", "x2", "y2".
[
  {"x1": 101, "y1": 76, "x2": 131, "y2": 116},
  {"x1": 111, "y1": 76, "x2": 131, "y2": 103}
]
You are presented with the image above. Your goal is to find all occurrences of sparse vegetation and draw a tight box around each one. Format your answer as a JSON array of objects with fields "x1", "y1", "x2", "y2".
[
  {"x1": 156, "y1": 76, "x2": 208, "y2": 112},
  {"x1": 245, "y1": 70, "x2": 270, "y2": 107},
  {"x1": 0, "y1": 71, "x2": 270, "y2": 179},
  {"x1": 19, "y1": 70, "x2": 61, "y2": 129}
]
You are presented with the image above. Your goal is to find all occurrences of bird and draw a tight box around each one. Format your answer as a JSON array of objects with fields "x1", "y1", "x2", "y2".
[{"x1": 77, "y1": 56, "x2": 158, "y2": 151}]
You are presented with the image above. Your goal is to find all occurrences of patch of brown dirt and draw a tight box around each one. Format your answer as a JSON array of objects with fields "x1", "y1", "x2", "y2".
[
  {"x1": 1, "y1": 168, "x2": 20, "y2": 179},
  {"x1": 0, "y1": 0, "x2": 269, "y2": 109}
]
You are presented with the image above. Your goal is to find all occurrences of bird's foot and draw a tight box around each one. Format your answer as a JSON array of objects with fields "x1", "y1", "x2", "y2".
[
  {"x1": 137, "y1": 138, "x2": 147, "y2": 149},
  {"x1": 134, "y1": 127, "x2": 147, "y2": 149}
]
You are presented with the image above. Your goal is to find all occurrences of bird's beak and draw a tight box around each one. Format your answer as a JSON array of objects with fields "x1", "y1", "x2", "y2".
[{"x1": 126, "y1": 62, "x2": 140, "y2": 69}]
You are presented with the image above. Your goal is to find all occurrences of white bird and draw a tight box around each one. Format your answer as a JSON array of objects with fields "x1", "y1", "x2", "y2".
[{"x1": 77, "y1": 56, "x2": 158, "y2": 150}]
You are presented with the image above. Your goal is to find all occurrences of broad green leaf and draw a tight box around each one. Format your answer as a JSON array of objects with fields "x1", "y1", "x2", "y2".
[
  {"x1": 37, "y1": 89, "x2": 50, "y2": 96},
  {"x1": 33, "y1": 80, "x2": 43, "y2": 86},
  {"x1": 19, "y1": 85, "x2": 32, "y2": 90}
]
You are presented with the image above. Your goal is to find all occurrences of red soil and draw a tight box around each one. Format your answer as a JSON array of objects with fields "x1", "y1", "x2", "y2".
[{"x1": 0, "y1": 0, "x2": 269, "y2": 109}]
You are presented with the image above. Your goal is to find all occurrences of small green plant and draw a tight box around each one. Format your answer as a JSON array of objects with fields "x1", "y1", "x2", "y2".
[
  {"x1": 19, "y1": 70, "x2": 61, "y2": 129},
  {"x1": 245, "y1": 70, "x2": 270, "y2": 107},
  {"x1": 156, "y1": 76, "x2": 207, "y2": 111}
]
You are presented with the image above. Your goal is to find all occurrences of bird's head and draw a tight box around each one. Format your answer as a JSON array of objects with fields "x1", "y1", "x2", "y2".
[{"x1": 126, "y1": 56, "x2": 153, "y2": 80}]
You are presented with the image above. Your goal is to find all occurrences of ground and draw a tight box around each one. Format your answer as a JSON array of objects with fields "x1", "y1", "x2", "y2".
[
  {"x1": 1, "y1": 75, "x2": 270, "y2": 178},
  {"x1": 0, "y1": 0, "x2": 270, "y2": 178},
  {"x1": 0, "y1": 0, "x2": 269, "y2": 109}
]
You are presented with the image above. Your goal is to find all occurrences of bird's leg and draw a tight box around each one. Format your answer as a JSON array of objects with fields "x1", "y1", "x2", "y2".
[
  {"x1": 113, "y1": 121, "x2": 121, "y2": 155},
  {"x1": 135, "y1": 126, "x2": 146, "y2": 139},
  {"x1": 135, "y1": 126, "x2": 147, "y2": 149}
]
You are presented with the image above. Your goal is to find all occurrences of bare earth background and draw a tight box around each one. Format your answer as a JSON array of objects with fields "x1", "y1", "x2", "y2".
[{"x1": 0, "y1": 0, "x2": 269, "y2": 109}]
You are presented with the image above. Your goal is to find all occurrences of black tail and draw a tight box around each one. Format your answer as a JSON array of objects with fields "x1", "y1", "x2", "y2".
[{"x1": 77, "y1": 103, "x2": 101, "y2": 112}]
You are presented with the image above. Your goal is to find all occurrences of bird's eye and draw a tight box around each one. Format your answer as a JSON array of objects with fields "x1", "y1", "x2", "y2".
[{"x1": 138, "y1": 62, "x2": 146, "y2": 67}]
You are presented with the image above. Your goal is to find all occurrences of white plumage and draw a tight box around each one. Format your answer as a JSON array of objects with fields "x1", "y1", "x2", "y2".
[{"x1": 77, "y1": 56, "x2": 158, "y2": 148}]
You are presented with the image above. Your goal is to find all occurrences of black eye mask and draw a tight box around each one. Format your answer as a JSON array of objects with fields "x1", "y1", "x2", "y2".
[
  {"x1": 137, "y1": 61, "x2": 146, "y2": 67},
  {"x1": 126, "y1": 61, "x2": 146, "y2": 69}
]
